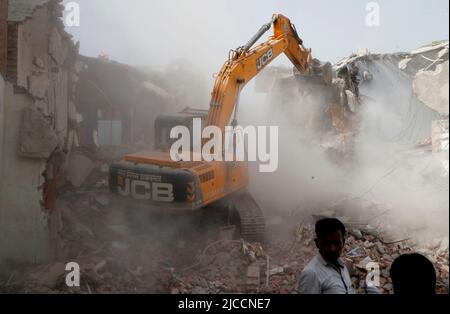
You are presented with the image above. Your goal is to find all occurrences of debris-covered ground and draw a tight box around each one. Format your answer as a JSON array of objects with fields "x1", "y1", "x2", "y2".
[{"x1": 1, "y1": 176, "x2": 447, "y2": 294}]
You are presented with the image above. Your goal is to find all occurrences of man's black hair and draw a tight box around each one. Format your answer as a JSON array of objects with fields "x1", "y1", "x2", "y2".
[
  {"x1": 390, "y1": 253, "x2": 436, "y2": 294},
  {"x1": 315, "y1": 218, "x2": 346, "y2": 238}
]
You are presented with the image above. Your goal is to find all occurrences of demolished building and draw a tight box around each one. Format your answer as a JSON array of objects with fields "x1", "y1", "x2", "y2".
[
  {"x1": 0, "y1": 0, "x2": 184, "y2": 268},
  {"x1": 0, "y1": 0, "x2": 79, "y2": 266},
  {"x1": 258, "y1": 41, "x2": 449, "y2": 162}
]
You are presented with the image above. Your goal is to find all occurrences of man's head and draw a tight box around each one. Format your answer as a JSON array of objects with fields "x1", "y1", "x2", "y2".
[
  {"x1": 390, "y1": 253, "x2": 436, "y2": 294},
  {"x1": 314, "y1": 218, "x2": 346, "y2": 263}
]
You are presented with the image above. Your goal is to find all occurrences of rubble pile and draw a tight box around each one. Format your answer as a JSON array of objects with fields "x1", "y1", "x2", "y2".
[
  {"x1": 1, "y1": 190, "x2": 448, "y2": 294},
  {"x1": 3, "y1": 192, "x2": 169, "y2": 293},
  {"x1": 165, "y1": 235, "x2": 312, "y2": 294},
  {"x1": 343, "y1": 226, "x2": 449, "y2": 294},
  {"x1": 165, "y1": 221, "x2": 449, "y2": 294}
]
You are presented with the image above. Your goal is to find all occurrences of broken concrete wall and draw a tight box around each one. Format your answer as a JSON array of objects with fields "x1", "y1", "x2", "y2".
[
  {"x1": 355, "y1": 55, "x2": 442, "y2": 143},
  {"x1": 261, "y1": 42, "x2": 449, "y2": 147},
  {"x1": 16, "y1": 4, "x2": 74, "y2": 148},
  {"x1": 0, "y1": 83, "x2": 51, "y2": 266},
  {"x1": 414, "y1": 61, "x2": 449, "y2": 116},
  {"x1": 0, "y1": 0, "x2": 78, "y2": 266}
]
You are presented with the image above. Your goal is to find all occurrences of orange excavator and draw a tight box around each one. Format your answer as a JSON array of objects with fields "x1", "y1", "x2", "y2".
[{"x1": 109, "y1": 14, "x2": 331, "y2": 241}]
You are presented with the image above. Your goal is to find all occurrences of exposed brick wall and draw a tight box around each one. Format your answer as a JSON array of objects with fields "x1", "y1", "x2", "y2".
[
  {"x1": 0, "y1": 0, "x2": 7, "y2": 77},
  {"x1": 5, "y1": 21, "x2": 16, "y2": 83}
]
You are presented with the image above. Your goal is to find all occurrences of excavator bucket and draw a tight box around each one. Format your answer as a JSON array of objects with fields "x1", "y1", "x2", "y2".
[
  {"x1": 255, "y1": 60, "x2": 333, "y2": 94},
  {"x1": 295, "y1": 58, "x2": 333, "y2": 86}
]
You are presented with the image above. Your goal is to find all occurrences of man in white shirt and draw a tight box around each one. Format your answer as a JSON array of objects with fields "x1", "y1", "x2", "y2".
[{"x1": 298, "y1": 218, "x2": 379, "y2": 294}]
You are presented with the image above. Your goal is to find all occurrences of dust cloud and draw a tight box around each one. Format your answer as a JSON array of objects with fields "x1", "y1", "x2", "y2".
[{"x1": 238, "y1": 64, "x2": 448, "y2": 246}]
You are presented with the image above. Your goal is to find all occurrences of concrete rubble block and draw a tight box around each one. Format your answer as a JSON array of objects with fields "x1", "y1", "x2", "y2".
[
  {"x1": 19, "y1": 107, "x2": 58, "y2": 158},
  {"x1": 67, "y1": 151, "x2": 95, "y2": 187},
  {"x1": 95, "y1": 194, "x2": 110, "y2": 207},
  {"x1": 398, "y1": 57, "x2": 411, "y2": 70},
  {"x1": 432, "y1": 120, "x2": 449, "y2": 154},
  {"x1": 269, "y1": 266, "x2": 285, "y2": 276},
  {"x1": 362, "y1": 70, "x2": 373, "y2": 81},
  {"x1": 438, "y1": 238, "x2": 449, "y2": 254},
  {"x1": 363, "y1": 240, "x2": 375, "y2": 249},
  {"x1": 349, "y1": 229, "x2": 363, "y2": 239},
  {"x1": 357, "y1": 48, "x2": 370, "y2": 57},
  {"x1": 345, "y1": 90, "x2": 358, "y2": 112},
  {"x1": 356, "y1": 256, "x2": 373, "y2": 270},
  {"x1": 375, "y1": 242, "x2": 386, "y2": 254},
  {"x1": 413, "y1": 61, "x2": 449, "y2": 115},
  {"x1": 246, "y1": 263, "x2": 260, "y2": 290},
  {"x1": 346, "y1": 246, "x2": 366, "y2": 258},
  {"x1": 33, "y1": 56, "x2": 45, "y2": 70}
]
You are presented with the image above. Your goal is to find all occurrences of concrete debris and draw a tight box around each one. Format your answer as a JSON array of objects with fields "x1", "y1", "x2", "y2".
[
  {"x1": 355, "y1": 256, "x2": 373, "y2": 270},
  {"x1": 95, "y1": 194, "x2": 110, "y2": 207},
  {"x1": 357, "y1": 48, "x2": 370, "y2": 57},
  {"x1": 67, "y1": 151, "x2": 95, "y2": 187},
  {"x1": 346, "y1": 247, "x2": 366, "y2": 258},
  {"x1": 410, "y1": 41, "x2": 450, "y2": 55},
  {"x1": 32, "y1": 56, "x2": 45, "y2": 70},
  {"x1": 269, "y1": 266, "x2": 285, "y2": 276},
  {"x1": 345, "y1": 90, "x2": 358, "y2": 112},
  {"x1": 1, "y1": 184, "x2": 448, "y2": 294},
  {"x1": 19, "y1": 107, "x2": 58, "y2": 158},
  {"x1": 362, "y1": 70, "x2": 373, "y2": 81},
  {"x1": 432, "y1": 120, "x2": 449, "y2": 154},
  {"x1": 349, "y1": 229, "x2": 363, "y2": 240},
  {"x1": 246, "y1": 263, "x2": 261, "y2": 291},
  {"x1": 398, "y1": 58, "x2": 411, "y2": 70},
  {"x1": 413, "y1": 61, "x2": 449, "y2": 115}
]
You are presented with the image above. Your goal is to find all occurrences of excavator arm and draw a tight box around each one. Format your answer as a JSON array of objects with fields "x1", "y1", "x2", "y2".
[{"x1": 206, "y1": 14, "x2": 316, "y2": 132}]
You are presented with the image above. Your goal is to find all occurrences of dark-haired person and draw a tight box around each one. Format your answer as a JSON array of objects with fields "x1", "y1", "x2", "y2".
[
  {"x1": 390, "y1": 253, "x2": 437, "y2": 294},
  {"x1": 297, "y1": 218, "x2": 379, "y2": 294}
]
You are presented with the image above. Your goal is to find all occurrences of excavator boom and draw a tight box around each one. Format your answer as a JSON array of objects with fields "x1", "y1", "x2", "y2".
[{"x1": 206, "y1": 14, "x2": 315, "y2": 132}]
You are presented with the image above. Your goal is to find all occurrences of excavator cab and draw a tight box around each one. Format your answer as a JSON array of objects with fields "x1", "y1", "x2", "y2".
[{"x1": 154, "y1": 108, "x2": 208, "y2": 150}]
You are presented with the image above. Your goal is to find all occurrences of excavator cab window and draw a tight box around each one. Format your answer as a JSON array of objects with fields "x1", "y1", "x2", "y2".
[
  {"x1": 154, "y1": 115, "x2": 189, "y2": 150},
  {"x1": 154, "y1": 109, "x2": 208, "y2": 150}
]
